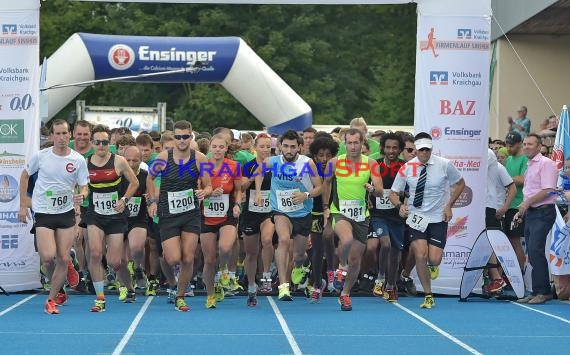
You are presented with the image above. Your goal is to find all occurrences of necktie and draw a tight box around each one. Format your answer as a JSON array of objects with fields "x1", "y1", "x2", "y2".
[{"x1": 413, "y1": 164, "x2": 427, "y2": 208}]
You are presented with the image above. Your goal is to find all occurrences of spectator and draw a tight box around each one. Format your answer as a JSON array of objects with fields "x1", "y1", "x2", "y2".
[
  {"x1": 507, "y1": 106, "x2": 531, "y2": 138},
  {"x1": 497, "y1": 147, "x2": 508, "y2": 165}
]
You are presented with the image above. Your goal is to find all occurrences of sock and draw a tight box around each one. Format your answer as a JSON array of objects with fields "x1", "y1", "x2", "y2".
[
  {"x1": 248, "y1": 284, "x2": 257, "y2": 294},
  {"x1": 262, "y1": 272, "x2": 271, "y2": 280},
  {"x1": 93, "y1": 281, "x2": 105, "y2": 299}
]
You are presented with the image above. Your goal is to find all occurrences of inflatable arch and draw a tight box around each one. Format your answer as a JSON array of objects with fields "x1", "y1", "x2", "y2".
[{"x1": 43, "y1": 33, "x2": 312, "y2": 134}]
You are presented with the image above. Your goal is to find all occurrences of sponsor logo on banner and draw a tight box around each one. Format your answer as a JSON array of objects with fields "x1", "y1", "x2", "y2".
[
  {"x1": 447, "y1": 216, "x2": 469, "y2": 238},
  {"x1": 1, "y1": 234, "x2": 18, "y2": 249},
  {"x1": 429, "y1": 71, "x2": 481, "y2": 87},
  {"x1": 442, "y1": 245, "x2": 471, "y2": 269},
  {"x1": 0, "y1": 151, "x2": 25, "y2": 168},
  {"x1": 108, "y1": 44, "x2": 136, "y2": 70},
  {"x1": 0, "y1": 119, "x2": 25, "y2": 143},
  {"x1": 0, "y1": 211, "x2": 19, "y2": 224},
  {"x1": 431, "y1": 126, "x2": 482, "y2": 141},
  {"x1": 420, "y1": 28, "x2": 489, "y2": 58},
  {"x1": 440, "y1": 99, "x2": 476, "y2": 116},
  {"x1": 108, "y1": 43, "x2": 218, "y2": 71},
  {"x1": 448, "y1": 156, "x2": 481, "y2": 172},
  {"x1": 0, "y1": 259, "x2": 27, "y2": 272},
  {"x1": 453, "y1": 185, "x2": 473, "y2": 208},
  {"x1": 2, "y1": 24, "x2": 17, "y2": 35},
  {"x1": 0, "y1": 174, "x2": 19, "y2": 203}
]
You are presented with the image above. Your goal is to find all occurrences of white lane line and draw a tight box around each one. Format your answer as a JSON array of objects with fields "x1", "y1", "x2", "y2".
[
  {"x1": 112, "y1": 296, "x2": 154, "y2": 355},
  {"x1": 393, "y1": 303, "x2": 482, "y2": 355},
  {"x1": 267, "y1": 296, "x2": 302, "y2": 355},
  {"x1": 510, "y1": 301, "x2": 570, "y2": 325},
  {"x1": 0, "y1": 294, "x2": 38, "y2": 317}
]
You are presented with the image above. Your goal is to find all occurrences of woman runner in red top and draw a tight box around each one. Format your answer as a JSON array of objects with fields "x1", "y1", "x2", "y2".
[{"x1": 200, "y1": 134, "x2": 242, "y2": 309}]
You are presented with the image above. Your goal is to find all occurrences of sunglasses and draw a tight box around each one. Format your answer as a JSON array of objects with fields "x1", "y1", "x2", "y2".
[
  {"x1": 418, "y1": 148, "x2": 432, "y2": 152},
  {"x1": 93, "y1": 139, "x2": 110, "y2": 146},
  {"x1": 151, "y1": 137, "x2": 161, "y2": 142},
  {"x1": 174, "y1": 134, "x2": 192, "y2": 140},
  {"x1": 404, "y1": 147, "x2": 415, "y2": 153}
]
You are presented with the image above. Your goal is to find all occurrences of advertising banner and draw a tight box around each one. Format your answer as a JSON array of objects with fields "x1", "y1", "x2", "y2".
[
  {"x1": 414, "y1": 15, "x2": 490, "y2": 294},
  {"x1": 0, "y1": 2, "x2": 42, "y2": 292}
]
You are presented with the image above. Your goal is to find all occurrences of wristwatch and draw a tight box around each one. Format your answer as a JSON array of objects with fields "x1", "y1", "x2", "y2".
[
  {"x1": 121, "y1": 196, "x2": 129, "y2": 203},
  {"x1": 304, "y1": 191, "x2": 310, "y2": 199}
]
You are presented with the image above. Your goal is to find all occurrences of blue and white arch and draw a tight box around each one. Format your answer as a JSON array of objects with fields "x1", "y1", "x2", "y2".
[{"x1": 43, "y1": 33, "x2": 312, "y2": 134}]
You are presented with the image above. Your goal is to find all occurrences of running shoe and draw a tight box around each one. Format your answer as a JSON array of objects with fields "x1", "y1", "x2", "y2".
[
  {"x1": 399, "y1": 273, "x2": 417, "y2": 296},
  {"x1": 220, "y1": 269, "x2": 230, "y2": 287},
  {"x1": 420, "y1": 295, "x2": 435, "y2": 309},
  {"x1": 118, "y1": 286, "x2": 128, "y2": 301},
  {"x1": 278, "y1": 283, "x2": 292, "y2": 301},
  {"x1": 429, "y1": 265, "x2": 439, "y2": 280},
  {"x1": 386, "y1": 287, "x2": 398, "y2": 303},
  {"x1": 291, "y1": 263, "x2": 310, "y2": 285},
  {"x1": 326, "y1": 270, "x2": 336, "y2": 293},
  {"x1": 134, "y1": 268, "x2": 147, "y2": 290},
  {"x1": 167, "y1": 288, "x2": 177, "y2": 304},
  {"x1": 44, "y1": 299, "x2": 60, "y2": 315},
  {"x1": 259, "y1": 278, "x2": 272, "y2": 293},
  {"x1": 333, "y1": 268, "x2": 347, "y2": 291},
  {"x1": 226, "y1": 277, "x2": 243, "y2": 295},
  {"x1": 127, "y1": 260, "x2": 135, "y2": 279},
  {"x1": 310, "y1": 288, "x2": 322, "y2": 304},
  {"x1": 339, "y1": 294, "x2": 352, "y2": 311},
  {"x1": 206, "y1": 295, "x2": 217, "y2": 309},
  {"x1": 55, "y1": 290, "x2": 68, "y2": 306},
  {"x1": 175, "y1": 297, "x2": 189, "y2": 312},
  {"x1": 247, "y1": 292, "x2": 257, "y2": 307},
  {"x1": 66, "y1": 260, "x2": 80, "y2": 288},
  {"x1": 214, "y1": 283, "x2": 225, "y2": 302},
  {"x1": 488, "y1": 279, "x2": 507, "y2": 293},
  {"x1": 184, "y1": 284, "x2": 195, "y2": 297},
  {"x1": 145, "y1": 278, "x2": 158, "y2": 296},
  {"x1": 91, "y1": 298, "x2": 106, "y2": 312},
  {"x1": 106, "y1": 268, "x2": 116, "y2": 285},
  {"x1": 372, "y1": 279, "x2": 385, "y2": 298},
  {"x1": 125, "y1": 290, "x2": 136, "y2": 303}
]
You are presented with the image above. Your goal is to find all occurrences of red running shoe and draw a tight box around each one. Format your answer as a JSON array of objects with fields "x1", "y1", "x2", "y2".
[
  {"x1": 45, "y1": 299, "x2": 60, "y2": 315},
  {"x1": 339, "y1": 295, "x2": 352, "y2": 311},
  {"x1": 55, "y1": 290, "x2": 68, "y2": 306},
  {"x1": 67, "y1": 260, "x2": 79, "y2": 288}
]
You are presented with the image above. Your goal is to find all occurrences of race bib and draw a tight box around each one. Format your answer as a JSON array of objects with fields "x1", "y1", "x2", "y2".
[
  {"x1": 277, "y1": 189, "x2": 303, "y2": 213},
  {"x1": 127, "y1": 197, "x2": 142, "y2": 217},
  {"x1": 406, "y1": 212, "x2": 428, "y2": 232},
  {"x1": 340, "y1": 199, "x2": 366, "y2": 222},
  {"x1": 92, "y1": 191, "x2": 119, "y2": 215},
  {"x1": 45, "y1": 190, "x2": 73, "y2": 213},
  {"x1": 249, "y1": 190, "x2": 271, "y2": 213},
  {"x1": 375, "y1": 190, "x2": 395, "y2": 210},
  {"x1": 167, "y1": 189, "x2": 195, "y2": 214},
  {"x1": 204, "y1": 194, "x2": 230, "y2": 218}
]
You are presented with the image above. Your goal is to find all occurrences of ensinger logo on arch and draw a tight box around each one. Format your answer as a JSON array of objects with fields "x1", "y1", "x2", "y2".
[
  {"x1": 108, "y1": 43, "x2": 217, "y2": 71},
  {"x1": 431, "y1": 126, "x2": 482, "y2": 140}
]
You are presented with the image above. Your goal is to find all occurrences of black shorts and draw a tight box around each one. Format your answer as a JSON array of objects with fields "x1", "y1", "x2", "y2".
[
  {"x1": 160, "y1": 211, "x2": 201, "y2": 241},
  {"x1": 271, "y1": 212, "x2": 312, "y2": 238},
  {"x1": 311, "y1": 212, "x2": 324, "y2": 234},
  {"x1": 78, "y1": 206, "x2": 88, "y2": 228},
  {"x1": 201, "y1": 216, "x2": 238, "y2": 235},
  {"x1": 126, "y1": 218, "x2": 148, "y2": 237},
  {"x1": 332, "y1": 214, "x2": 370, "y2": 244},
  {"x1": 504, "y1": 208, "x2": 524, "y2": 237},
  {"x1": 84, "y1": 211, "x2": 128, "y2": 235},
  {"x1": 485, "y1": 207, "x2": 502, "y2": 230},
  {"x1": 241, "y1": 211, "x2": 272, "y2": 236},
  {"x1": 148, "y1": 220, "x2": 163, "y2": 256},
  {"x1": 409, "y1": 221, "x2": 448, "y2": 249},
  {"x1": 34, "y1": 209, "x2": 76, "y2": 231}
]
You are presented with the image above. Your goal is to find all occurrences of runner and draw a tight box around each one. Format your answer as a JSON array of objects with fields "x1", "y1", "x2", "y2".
[
  {"x1": 19, "y1": 119, "x2": 89, "y2": 314},
  {"x1": 84, "y1": 125, "x2": 140, "y2": 312},
  {"x1": 390, "y1": 132, "x2": 465, "y2": 309},
  {"x1": 200, "y1": 134, "x2": 242, "y2": 309},
  {"x1": 241, "y1": 133, "x2": 275, "y2": 306},
  {"x1": 147, "y1": 120, "x2": 212, "y2": 312},
  {"x1": 255, "y1": 130, "x2": 322, "y2": 301},
  {"x1": 322, "y1": 128, "x2": 383, "y2": 311}
]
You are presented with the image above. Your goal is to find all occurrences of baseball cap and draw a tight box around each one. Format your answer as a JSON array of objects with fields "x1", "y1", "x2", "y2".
[
  {"x1": 414, "y1": 137, "x2": 433, "y2": 150},
  {"x1": 505, "y1": 131, "x2": 522, "y2": 145}
]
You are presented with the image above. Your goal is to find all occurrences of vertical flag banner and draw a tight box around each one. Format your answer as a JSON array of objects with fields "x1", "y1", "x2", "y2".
[
  {"x1": 414, "y1": 15, "x2": 491, "y2": 294},
  {"x1": 0, "y1": 1, "x2": 41, "y2": 291}
]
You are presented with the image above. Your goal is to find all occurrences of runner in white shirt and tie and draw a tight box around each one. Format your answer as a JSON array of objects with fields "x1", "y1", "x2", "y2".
[{"x1": 390, "y1": 132, "x2": 465, "y2": 309}]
